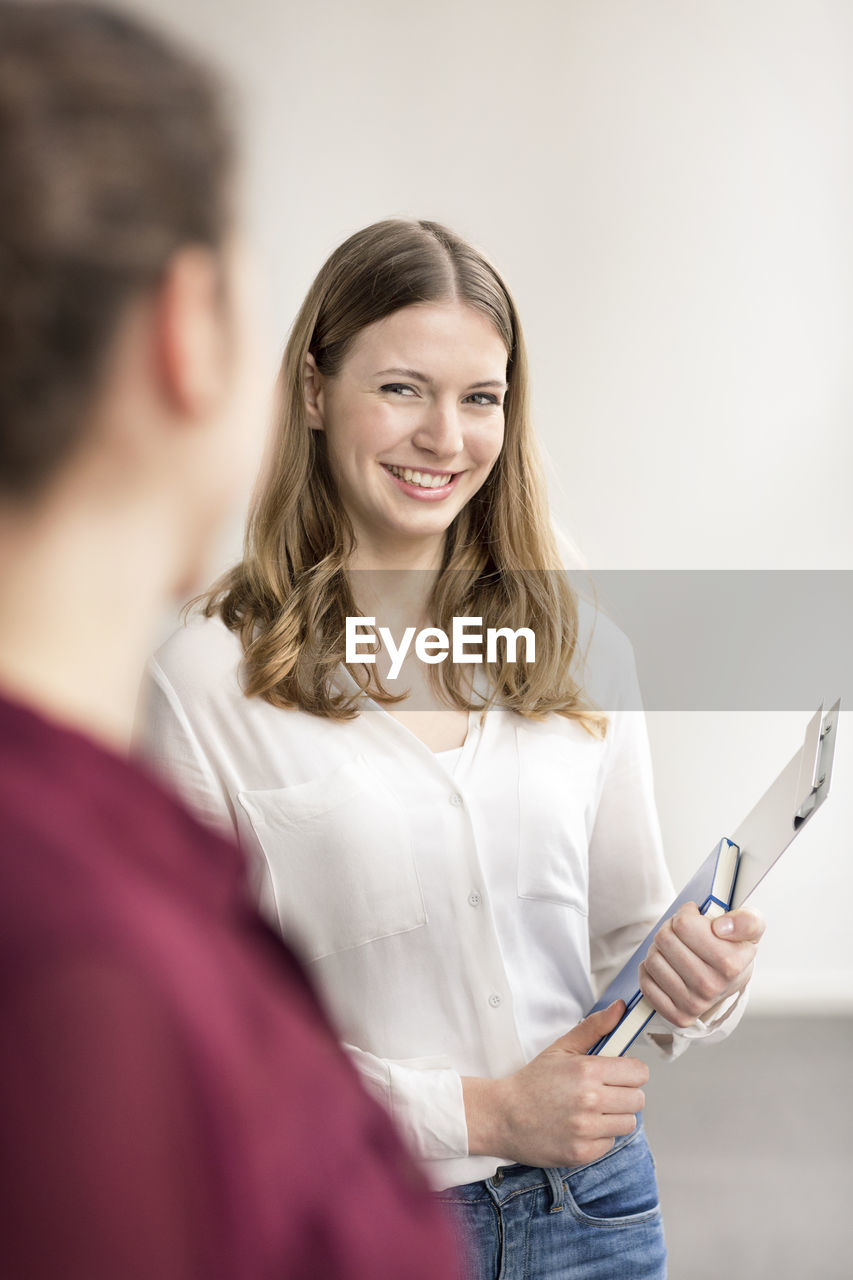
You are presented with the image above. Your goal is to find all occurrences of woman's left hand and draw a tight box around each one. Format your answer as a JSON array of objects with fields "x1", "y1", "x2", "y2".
[{"x1": 638, "y1": 903, "x2": 765, "y2": 1028}]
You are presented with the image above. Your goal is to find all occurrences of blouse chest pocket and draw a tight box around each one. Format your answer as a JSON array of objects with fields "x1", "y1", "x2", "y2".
[
  {"x1": 516, "y1": 721, "x2": 605, "y2": 916},
  {"x1": 237, "y1": 755, "x2": 426, "y2": 963}
]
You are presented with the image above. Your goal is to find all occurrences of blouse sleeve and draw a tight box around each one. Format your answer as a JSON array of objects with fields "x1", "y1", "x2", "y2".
[
  {"x1": 137, "y1": 658, "x2": 235, "y2": 837},
  {"x1": 584, "y1": 616, "x2": 748, "y2": 1057}
]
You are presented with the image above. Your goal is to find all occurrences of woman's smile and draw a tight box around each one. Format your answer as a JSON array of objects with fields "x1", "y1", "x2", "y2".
[{"x1": 380, "y1": 462, "x2": 460, "y2": 498}]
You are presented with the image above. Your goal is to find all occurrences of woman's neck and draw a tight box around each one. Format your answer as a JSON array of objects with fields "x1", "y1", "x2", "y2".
[
  {"x1": 346, "y1": 534, "x2": 445, "y2": 629},
  {"x1": 347, "y1": 567, "x2": 437, "y2": 636}
]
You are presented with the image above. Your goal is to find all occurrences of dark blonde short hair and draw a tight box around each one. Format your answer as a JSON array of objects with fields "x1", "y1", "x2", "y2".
[{"x1": 0, "y1": 2, "x2": 235, "y2": 497}]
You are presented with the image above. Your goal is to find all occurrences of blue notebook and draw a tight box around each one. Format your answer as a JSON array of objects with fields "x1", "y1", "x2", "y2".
[{"x1": 588, "y1": 837, "x2": 741, "y2": 1057}]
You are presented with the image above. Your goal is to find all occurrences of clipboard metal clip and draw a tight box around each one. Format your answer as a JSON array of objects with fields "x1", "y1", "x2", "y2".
[{"x1": 793, "y1": 698, "x2": 840, "y2": 829}]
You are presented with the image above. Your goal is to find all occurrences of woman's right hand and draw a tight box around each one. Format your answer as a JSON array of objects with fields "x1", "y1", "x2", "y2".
[{"x1": 461, "y1": 1000, "x2": 649, "y2": 1168}]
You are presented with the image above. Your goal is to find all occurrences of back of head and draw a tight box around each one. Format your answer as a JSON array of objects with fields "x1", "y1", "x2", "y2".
[{"x1": 0, "y1": 1, "x2": 235, "y2": 500}]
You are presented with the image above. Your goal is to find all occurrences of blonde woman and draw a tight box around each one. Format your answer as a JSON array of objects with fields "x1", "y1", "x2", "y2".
[{"x1": 141, "y1": 219, "x2": 763, "y2": 1280}]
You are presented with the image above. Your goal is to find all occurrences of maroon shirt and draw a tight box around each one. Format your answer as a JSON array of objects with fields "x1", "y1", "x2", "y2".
[{"x1": 0, "y1": 691, "x2": 460, "y2": 1279}]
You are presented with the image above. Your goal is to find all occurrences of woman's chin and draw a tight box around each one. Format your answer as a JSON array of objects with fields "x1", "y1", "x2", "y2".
[{"x1": 385, "y1": 514, "x2": 458, "y2": 548}]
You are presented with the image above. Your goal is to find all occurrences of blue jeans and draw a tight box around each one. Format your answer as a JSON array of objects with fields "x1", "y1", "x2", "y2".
[{"x1": 435, "y1": 1122, "x2": 666, "y2": 1279}]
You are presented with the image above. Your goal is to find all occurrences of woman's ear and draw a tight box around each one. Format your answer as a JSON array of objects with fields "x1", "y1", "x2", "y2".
[{"x1": 303, "y1": 352, "x2": 325, "y2": 430}]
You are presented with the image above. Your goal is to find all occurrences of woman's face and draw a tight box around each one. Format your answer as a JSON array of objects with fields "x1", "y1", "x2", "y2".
[{"x1": 306, "y1": 301, "x2": 507, "y2": 566}]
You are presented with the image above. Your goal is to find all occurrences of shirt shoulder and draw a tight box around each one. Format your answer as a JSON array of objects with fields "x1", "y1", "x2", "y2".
[
  {"x1": 572, "y1": 595, "x2": 642, "y2": 715},
  {"x1": 152, "y1": 612, "x2": 244, "y2": 694}
]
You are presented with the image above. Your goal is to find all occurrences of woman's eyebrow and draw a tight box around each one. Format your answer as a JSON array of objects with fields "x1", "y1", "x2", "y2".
[
  {"x1": 374, "y1": 367, "x2": 433, "y2": 383},
  {"x1": 374, "y1": 367, "x2": 507, "y2": 390}
]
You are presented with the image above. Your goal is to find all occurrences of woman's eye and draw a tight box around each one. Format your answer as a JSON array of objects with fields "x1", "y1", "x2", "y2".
[
  {"x1": 380, "y1": 383, "x2": 417, "y2": 397},
  {"x1": 378, "y1": 384, "x2": 501, "y2": 406}
]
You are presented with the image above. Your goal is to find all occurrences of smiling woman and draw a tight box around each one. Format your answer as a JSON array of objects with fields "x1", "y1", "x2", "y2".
[
  {"x1": 188, "y1": 217, "x2": 603, "y2": 726},
  {"x1": 141, "y1": 217, "x2": 761, "y2": 1280}
]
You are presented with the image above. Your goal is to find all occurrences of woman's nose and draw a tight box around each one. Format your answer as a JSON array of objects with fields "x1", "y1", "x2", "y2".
[{"x1": 411, "y1": 401, "x2": 464, "y2": 459}]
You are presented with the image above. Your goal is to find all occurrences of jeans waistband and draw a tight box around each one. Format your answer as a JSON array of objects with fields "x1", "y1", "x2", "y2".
[{"x1": 436, "y1": 1118, "x2": 645, "y2": 1210}]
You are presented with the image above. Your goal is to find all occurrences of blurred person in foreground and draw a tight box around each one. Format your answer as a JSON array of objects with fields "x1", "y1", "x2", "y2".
[{"x1": 0, "y1": 4, "x2": 459, "y2": 1277}]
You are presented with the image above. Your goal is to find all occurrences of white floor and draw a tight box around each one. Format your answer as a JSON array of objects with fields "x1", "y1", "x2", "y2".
[{"x1": 642, "y1": 1015, "x2": 853, "y2": 1279}]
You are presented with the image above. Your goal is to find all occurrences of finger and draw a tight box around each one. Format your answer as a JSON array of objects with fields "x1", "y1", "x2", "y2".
[
  {"x1": 638, "y1": 959, "x2": 701, "y2": 1029},
  {"x1": 712, "y1": 907, "x2": 766, "y2": 942},
  {"x1": 574, "y1": 1111, "x2": 638, "y2": 1142},
  {"x1": 722, "y1": 956, "x2": 755, "y2": 995},
  {"x1": 599, "y1": 1085, "x2": 646, "y2": 1116},
  {"x1": 555, "y1": 1000, "x2": 627, "y2": 1054},
  {"x1": 648, "y1": 919, "x2": 726, "y2": 1000},
  {"x1": 641, "y1": 934, "x2": 756, "y2": 1024},
  {"x1": 601, "y1": 1113, "x2": 640, "y2": 1139},
  {"x1": 598, "y1": 1055, "x2": 650, "y2": 1088},
  {"x1": 640, "y1": 946, "x2": 714, "y2": 1023},
  {"x1": 668, "y1": 907, "x2": 758, "y2": 978},
  {"x1": 567, "y1": 1139, "x2": 616, "y2": 1168}
]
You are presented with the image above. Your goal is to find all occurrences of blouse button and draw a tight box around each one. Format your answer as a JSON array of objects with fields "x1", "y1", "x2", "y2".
[
  {"x1": 468, "y1": 891, "x2": 482, "y2": 907},
  {"x1": 488, "y1": 993, "x2": 502, "y2": 1009},
  {"x1": 449, "y1": 793, "x2": 463, "y2": 807}
]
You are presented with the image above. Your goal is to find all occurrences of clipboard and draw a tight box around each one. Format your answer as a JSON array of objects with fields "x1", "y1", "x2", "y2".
[{"x1": 588, "y1": 699, "x2": 840, "y2": 1055}]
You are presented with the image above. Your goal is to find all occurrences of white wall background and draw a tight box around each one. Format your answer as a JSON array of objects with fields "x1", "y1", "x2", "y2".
[{"x1": 123, "y1": 0, "x2": 853, "y2": 1011}]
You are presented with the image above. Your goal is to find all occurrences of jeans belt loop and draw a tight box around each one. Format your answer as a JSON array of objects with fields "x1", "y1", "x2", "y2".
[{"x1": 544, "y1": 1166, "x2": 566, "y2": 1213}]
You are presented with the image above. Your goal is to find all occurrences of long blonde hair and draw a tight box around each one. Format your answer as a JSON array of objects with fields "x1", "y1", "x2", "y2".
[{"x1": 200, "y1": 218, "x2": 606, "y2": 735}]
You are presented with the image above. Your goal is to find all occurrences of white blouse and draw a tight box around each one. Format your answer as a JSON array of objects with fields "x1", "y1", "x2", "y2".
[{"x1": 138, "y1": 604, "x2": 744, "y2": 1190}]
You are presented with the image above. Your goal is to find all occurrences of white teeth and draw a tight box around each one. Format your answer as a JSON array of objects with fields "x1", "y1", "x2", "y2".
[{"x1": 385, "y1": 464, "x2": 453, "y2": 489}]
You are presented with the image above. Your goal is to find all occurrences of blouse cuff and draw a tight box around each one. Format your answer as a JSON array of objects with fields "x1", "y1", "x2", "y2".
[
  {"x1": 387, "y1": 1061, "x2": 469, "y2": 1163},
  {"x1": 343, "y1": 1044, "x2": 468, "y2": 1163}
]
